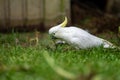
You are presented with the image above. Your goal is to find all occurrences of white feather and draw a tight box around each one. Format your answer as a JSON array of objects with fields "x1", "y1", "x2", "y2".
[{"x1": 49, "y1": 18, "x2": 115, "y2": 49}]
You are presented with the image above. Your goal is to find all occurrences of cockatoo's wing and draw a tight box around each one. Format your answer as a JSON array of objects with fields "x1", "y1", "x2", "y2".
[
  {"x1": 55, "y1": 26, "x2": 115, "y2": 49},
  {"x1": 55, "y1": 27, "x2": 101, "y2": 49}
]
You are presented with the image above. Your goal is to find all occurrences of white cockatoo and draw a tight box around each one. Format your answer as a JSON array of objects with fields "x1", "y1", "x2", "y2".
[{"x1": 49, "y1": 17, "x2": 115, "y2": 49}]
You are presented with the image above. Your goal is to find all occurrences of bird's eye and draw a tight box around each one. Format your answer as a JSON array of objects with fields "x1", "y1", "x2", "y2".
[{"x1": 51, "y1": 32, "x2": 56, "y2": 39}]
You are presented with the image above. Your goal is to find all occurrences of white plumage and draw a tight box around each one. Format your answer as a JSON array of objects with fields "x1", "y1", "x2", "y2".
[{"x1": 49, "y1": 17, "x2": 115, "y2": 49}]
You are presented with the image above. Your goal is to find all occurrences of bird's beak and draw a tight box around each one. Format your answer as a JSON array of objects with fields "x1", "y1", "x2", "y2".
[
  {"x1": 59, "y1": 17, "x2": 68, "y2": 27},
  {"x1": 50, "y1": 34, "x2": 57, "y2": 39},
  {"x1": 51, "y1": 36, "x2": 57, "y2": 39}
]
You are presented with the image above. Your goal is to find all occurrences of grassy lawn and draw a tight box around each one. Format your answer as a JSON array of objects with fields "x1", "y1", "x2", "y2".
[{"x1": 0, "y1": 32, "x2": 120, "y2": 80}]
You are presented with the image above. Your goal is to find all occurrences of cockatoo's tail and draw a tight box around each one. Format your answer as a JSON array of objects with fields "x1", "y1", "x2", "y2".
[{"x1": 59, "y1": 17, "x2": 68, "y2": 27}]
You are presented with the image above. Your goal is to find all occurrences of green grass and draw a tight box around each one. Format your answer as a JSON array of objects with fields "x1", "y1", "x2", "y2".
[{"x1": 0, "y1": 32, "x2": 120, "y2": 80}]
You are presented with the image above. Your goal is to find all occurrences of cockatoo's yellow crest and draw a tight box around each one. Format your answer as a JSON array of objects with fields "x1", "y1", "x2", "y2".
[{"x1": 60, "y1": 17, "x2": 68, "y2": 27}]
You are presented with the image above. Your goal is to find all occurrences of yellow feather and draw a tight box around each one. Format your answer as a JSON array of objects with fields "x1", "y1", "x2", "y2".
[{"x1": 60, "y1": 17, "x2": 68, "y2": 27}]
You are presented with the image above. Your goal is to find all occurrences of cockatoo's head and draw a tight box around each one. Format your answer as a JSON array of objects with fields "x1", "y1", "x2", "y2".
[{"x1": 49, "y1": 17, "x2": 67, "y2": 39}]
